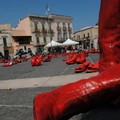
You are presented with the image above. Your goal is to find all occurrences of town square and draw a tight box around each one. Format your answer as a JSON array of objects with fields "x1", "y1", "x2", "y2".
[{"x1": 1, "y1": 0, "x2": 120, "y2": 120}]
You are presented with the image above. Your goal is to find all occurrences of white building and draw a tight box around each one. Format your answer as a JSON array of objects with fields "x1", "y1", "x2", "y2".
[{"x1": 73, "y1": 25, "x2": 99, "y2": 50}]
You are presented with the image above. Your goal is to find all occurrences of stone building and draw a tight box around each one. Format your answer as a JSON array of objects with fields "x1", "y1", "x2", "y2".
[
  {"x1": 0, "y1": 24, "x2": 13, "y2": 58},
  {"x1": 73, "y1": 25, "x2": 98, "y2": 50},
  {"x1": 12, "y1": 14, "x2": 73, "y2": 54}
]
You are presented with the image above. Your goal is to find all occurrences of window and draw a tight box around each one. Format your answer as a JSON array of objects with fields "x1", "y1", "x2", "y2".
[
  {"x1": 3, "y1": 38, "x2": 7, "y2": 47},
  {"x1": 58, "y1": 32, "x2": 62, "y2": 41},
  {"x1": 43, "y1": 37, "x2": 46, "y2": 44},
  {"x1": 69, "y1": 33, "x2": 71, "y2": 39},
  {"x1": 87, "y1": 33, "x2": 90, "y2": 37},
  {"x1": 63, "y1": 32, "x2": 67, "y2": 40},
  {"x1": 18, "y1": 38, "x2": 30, "y2": 45},
  {"x1": 34, "y1": 22, "x2": 38, "y2": 30},
  {"x1": 63, "y1": 23, "x2": 65, "y2": 27},
  {"x1": 77, "y1": 35, "x2": 80, "y2": 41},
  {"x1": 57, "y1": 22, "x2": 60, "y2": 27},
  {"x1": 83, "y1": 34, "x2": 85, "y2": 38},
  {"x1": 36, "y1": 37, "x2": 39, "y2": 44},
  {"x1": 68, "y1": 23, "x2": 70, "y2": 28}
]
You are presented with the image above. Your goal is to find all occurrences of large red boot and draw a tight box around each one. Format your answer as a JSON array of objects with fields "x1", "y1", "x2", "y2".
[{"x1": 33, "y1": 64, "x2": 120, "y2": 120}]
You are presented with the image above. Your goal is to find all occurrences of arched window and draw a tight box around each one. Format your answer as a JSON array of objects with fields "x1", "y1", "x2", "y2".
[{"x1": 77, "y1": 35, "x2": 80, "y2": 41}]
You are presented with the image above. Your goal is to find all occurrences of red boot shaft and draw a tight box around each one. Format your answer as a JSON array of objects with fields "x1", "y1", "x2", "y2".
[{"x1": 99, "y1": 0, "x2": 120, "y2": 72}]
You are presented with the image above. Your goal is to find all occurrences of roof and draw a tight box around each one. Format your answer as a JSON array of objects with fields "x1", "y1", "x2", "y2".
[
  {"x1": 73, "y1": 25, "x2": 98, "y2": 34},
  {"x1": 80, "y1": 26, "x2": 93, "y2": 31}
]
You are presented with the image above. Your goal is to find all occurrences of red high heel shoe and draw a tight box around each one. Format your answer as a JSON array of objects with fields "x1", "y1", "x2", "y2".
[
  {"x1": 42, "y1": 55, "x2": 51, "y2": 62},
  {"x1": 76, "y1": 52, "x2": 86, "y2": 64},
  {"x1": 31, "y1": 56, "x2": 42, "y2": 66},
  {"x1": 3, "y1": 61, "x2": 13, "y2": 67},
  {"x1": 75, "y1": 61, "x2": 90, "y2": 73},
  {"x1": 62, "y1": 53, "x2": 74, "y2": 61},
  {"x1": 86, "y1": 61, "x2": 99, "y2": 73},
  {"x1": 66, "y1": 53, "x2": 79, "y2": 65}
]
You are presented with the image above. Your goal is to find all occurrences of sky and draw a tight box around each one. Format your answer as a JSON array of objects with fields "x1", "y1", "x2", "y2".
[{"x1": 0, "y1": 0, "x2": 100, "y2": 32}]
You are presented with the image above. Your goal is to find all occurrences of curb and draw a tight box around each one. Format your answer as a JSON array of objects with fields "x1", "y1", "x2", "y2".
[{"x1": 0, "y1": 72, "x2": 98, "y2": 89}]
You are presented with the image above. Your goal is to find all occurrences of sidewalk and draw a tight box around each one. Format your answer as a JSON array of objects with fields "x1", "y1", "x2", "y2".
[{"x1": 0, "y1": 72, "x2": 98, "y2": 89}]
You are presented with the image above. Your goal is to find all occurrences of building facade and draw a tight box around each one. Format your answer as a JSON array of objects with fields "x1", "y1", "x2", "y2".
[
  {"x1": 73, "y1": 25, "x2": 99, "y2": 50},
  {"x1": 0, "y1": 24, "x2": 13, "y2": 57},
  {"x1": 12, "y1": 14, "x2": 73, "y2": 54}
]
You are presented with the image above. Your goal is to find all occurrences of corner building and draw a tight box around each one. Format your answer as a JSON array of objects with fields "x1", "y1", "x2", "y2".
[{"x1": 12, "y1": 14, "x2": 73, "y2": 54}]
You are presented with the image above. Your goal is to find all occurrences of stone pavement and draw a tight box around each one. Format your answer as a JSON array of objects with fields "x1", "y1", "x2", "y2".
[
  {"x1": 0, "y1": 72, "x2": 100, "y2": 120},
  {"x1": 0, "y1": 53, "x2": 120, "y2": 120},
  {"x1": 0, "y1": 72, "x2": 98, "y2": 89},
  {"x1": 1, "y1": 72, "x2": 120, "y2": 120}
]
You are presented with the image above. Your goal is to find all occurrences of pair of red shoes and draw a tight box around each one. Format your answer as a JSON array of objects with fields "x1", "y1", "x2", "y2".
[
  {"x1": 2, "y1": 60, "x2": 19, "y2": 67},
  {"x1": 3, "y1": 61, "x2": 13, "y2": 67},
  {"x1": 31, "y1": 56, "x2": 42, "y2": 66},
  {"x1": 66, "y1": 52, "x2": 87, "y2": 65},
  {"x1": 66, "y1": 54, "x2": 79, "y2": 64},
  {"x1": 76, "y1": 52, "x2": 86, "y2": 64},
  {"x1": 42, "y1": 55, "x2": 52, "y2": 62},
  {"x1": 75, "y1": 61, "x2": 99, "y2": 73},
  {"x1": 62, "y1": 53, "x2": 74, "y2": 61}
]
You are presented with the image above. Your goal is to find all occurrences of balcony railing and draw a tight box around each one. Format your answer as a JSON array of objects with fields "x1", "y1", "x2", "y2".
[
  {"x1": 57, "y1": 26, "x2": 61, "y2": 31},
  {"x1": 58, "y1": 38, "x2": 65, "y2": 43},
  {"x1": 63, "y1": 27, "x2": 67, "y2": 31},
  {"x1": 7, "y1": 43, "x2": 12, "y2": 47},
  {"x1": 68, "y1": 27, "x2": 72, "y2": 32},
  {"x1": 42, "y1": 29, "x2": 47, "y2": 34},
  {"x1": 32, "y1": 29, "x2": 41, "y2": 33},
  {"x1": 46, "y1": 29, "x2": 54, "y2": 37}
]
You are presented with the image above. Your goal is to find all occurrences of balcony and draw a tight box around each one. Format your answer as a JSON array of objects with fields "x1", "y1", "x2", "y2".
[
  {"x1": 63, "y1": 27, "x2": 67, "y2": 31},
  {"x1": 6, "y1": 43, "x2": 12, "y2": 47},
  {"x1": 32, "y1": 29, "x2": 41, "y2": 33},
  {"x1": 68, "y1": 27, "x2": 72, "y2": 32},
  {"x1": 58, "y1": 38, "x2": 65, "y2": 43},
  {"x1": 46, "y1": 29, "x2": 54, "y2": 37},
  {"x1": 42, "y1": 29, "x2": 47, "y2": 34},
  {"x1": 57, "y1": 26, "x2": 61, "y2": 31}
]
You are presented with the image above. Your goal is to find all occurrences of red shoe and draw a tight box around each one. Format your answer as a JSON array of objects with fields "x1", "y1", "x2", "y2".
[
  {"x1": 62, "y1": 57, "x2": 68, "y2": 61},
  {"x1": 62, "y1": 54, "x2": 73, "y2": 61},
  {"x1": 31, "y1": 56, "x2": 42, "y2": 66},
  {"x1": 75, "y1": 61, "x2": 90, "y2": 73},
  {"x1": 76, "y1": 52, "x2": 86, "y2": 64},
  {"x1": 86, "y1": 61, "x2": 99, "y2": 73},
  {"x1": 76, "y1": 54, "x2": 86, "y2": 64},
  {"x1": 66, "y1": 54, "x2": 79, "y2": 65},
  {"x1": 42, "y1": 55, "x2": 51, "y2": 62},
  {"x1": 76, "y1": 57, "x2": 86, "y2": 64},
  {"x1": 3, "y1": 62, "x2": 13, "y2": 67}
]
